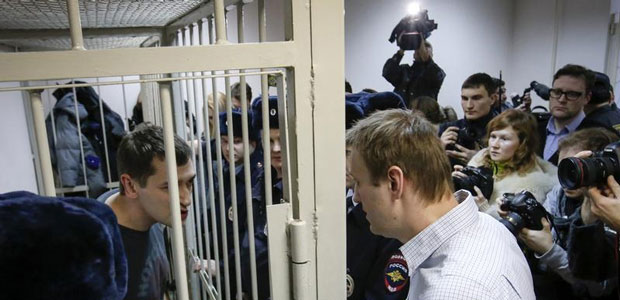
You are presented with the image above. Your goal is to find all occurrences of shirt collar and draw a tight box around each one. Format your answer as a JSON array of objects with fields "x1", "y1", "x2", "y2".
[
  {"x1": 547, "y1": 110, "x2": 585, "y2": 134},
  {"x1": 399, "y1": 190, "x2": 478, "y2": 275}
]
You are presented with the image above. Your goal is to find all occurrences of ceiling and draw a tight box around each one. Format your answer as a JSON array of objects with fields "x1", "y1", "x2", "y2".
[{"x1": 0, "y1": 0, "x2": 208, "y2": 51}]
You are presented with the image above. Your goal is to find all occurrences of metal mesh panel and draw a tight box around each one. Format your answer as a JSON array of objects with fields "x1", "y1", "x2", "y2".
[
  {"x1": 0, "y1": 0, "x2": 204, "y2": 29},
  {"x1": 3, "y1": 35, "x2": 151, "y2": 50}
]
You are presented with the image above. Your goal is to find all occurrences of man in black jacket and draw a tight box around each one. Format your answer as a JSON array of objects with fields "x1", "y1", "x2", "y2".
[
  {"x1": 438, "y1": 73, "x2": 497, "y2": 166},
  {"x1": 584, "y1": 72, "x2": 620, "y2": 133},
  {"x1": 382, "y1": 39, "x2": 445, "y2": 106}
]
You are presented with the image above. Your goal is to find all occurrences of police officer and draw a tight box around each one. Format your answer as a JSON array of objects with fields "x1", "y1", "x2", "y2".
[
  {"x1": 236, "y1": 95, "x2": 285, "y2": 300},
  {"x1": 206, "y1": 109, "x2": 264, "y2": 298},
  {"x1": 345, "y1": 91, "x2": 409, "y2": 300}
]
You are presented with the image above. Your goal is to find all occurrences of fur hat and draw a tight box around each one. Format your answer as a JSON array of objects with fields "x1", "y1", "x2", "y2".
[{"x1": 0, "y1": 191, "x2": 127, "y2": 300}]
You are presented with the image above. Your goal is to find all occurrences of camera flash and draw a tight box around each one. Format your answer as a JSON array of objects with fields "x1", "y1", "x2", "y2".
[{"x1": 407, "y1": 2, "x2": 421, "y2": 15}]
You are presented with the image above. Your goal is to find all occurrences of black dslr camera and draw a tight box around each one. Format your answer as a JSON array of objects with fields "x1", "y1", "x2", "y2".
[
  {"x1": 558, "y1": 141, "x2": 620, "y2": 190},
  {"x1": 499, "y1": 191, "x2": 548, "y2": 236},
  {"x1": 511, "y1": 81, "x2": 551, "y2": 107},
  {"x1": 446, "y1": 127, "x2": 477, "y2": 151},
  {"x1": 388, "y1": 10, "x2": 438, "y2": 51},
  {"x1": 452, "y1": 166, "x2": 494, "y2": 200}
]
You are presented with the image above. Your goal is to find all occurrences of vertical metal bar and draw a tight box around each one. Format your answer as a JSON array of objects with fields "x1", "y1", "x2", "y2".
[
  {"x1": 46, "y1": 81, "x2": 63, "y2": 189},
  {"x1": 275, "y1": 76, "x2": 292, "y2": 206},
  {"x1": 66, "y1": 0, "x2": 85, "y2": 50},
  {"x1": 237, "y1": 3, "x2": 258, "y2": 299},
  {"x1": 224, "y1": 77, "x2": 243, "y2": 300},
  {"x1": 71, "y1": 83, "x2": 90, "y2": 198},
  {"x1": 159, "y1": 82, "x2": 190, "y2": 300},
  {"x1": 184, "y1": 26, "x2": 195, "y2": 139},
  {"x1": 208, "y1": 16, "x2": 226, "y2": 300},
  {"x1": 190, "y1": 22, "x2": 207, "y2": 300},
  {"x1": 214, "y1": 0, "x2": 228, "y2": 44},
  {"x1": 29, "y1": 90, "x2": 56, "y2": 196},
  {"x1": 258, "y1": 0, "x2": 273, "y2": 206},
  {"x1": 95, "y1": 78, "x2": 112, "y2": 185},
  {"x1": 120, "y1": 76, "x2": 129, "y2": 131},
  {"x1": 199, "y1": 16, "x2": 220, "y2": 293}
]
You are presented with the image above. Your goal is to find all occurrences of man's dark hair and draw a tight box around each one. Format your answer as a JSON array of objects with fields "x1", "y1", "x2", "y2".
[
  {"x1": 231, "y1": 82, "x2": 252, "y2": 103},
  {"x1": 553, "y1": 64, "x2": 595, "y2": 92},
  {"x1": 116, "y1": 123, "x2": 192, "y2": 194},
  {"x1": 345, "y1": 80, "x2": 353, "y2": 93},
  {"x1": 462, "y1": 73, "x2": 495, "y2": 96}
]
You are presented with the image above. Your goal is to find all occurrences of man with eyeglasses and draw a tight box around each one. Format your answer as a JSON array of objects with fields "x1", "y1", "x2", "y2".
[{"x1": 539, "y1": 64, "x2": 597, "y2": 165}]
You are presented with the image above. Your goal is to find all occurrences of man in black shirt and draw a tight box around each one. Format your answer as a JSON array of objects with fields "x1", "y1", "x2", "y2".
[
  {"x1": 99, "y1": 124, "x2": 196, "y2": 300},
  {"x1": 382, "y1": 39, "x2": 445, "y2": 106}
]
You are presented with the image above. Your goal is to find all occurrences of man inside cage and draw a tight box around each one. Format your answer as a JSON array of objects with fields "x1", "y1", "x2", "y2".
[{"x1": 98, "y1": 123, "x2": 196, "y2": 300}]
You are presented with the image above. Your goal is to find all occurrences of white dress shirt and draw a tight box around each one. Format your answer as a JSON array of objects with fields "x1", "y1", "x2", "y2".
[{"x1": 400, "y1": 190, "x2": 535, "y2": 299}]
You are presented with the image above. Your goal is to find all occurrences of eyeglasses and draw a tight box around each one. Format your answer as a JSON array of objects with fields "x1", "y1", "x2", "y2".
[{"x1": 549, "y1": 89, "x2": 585, "y2": 101}]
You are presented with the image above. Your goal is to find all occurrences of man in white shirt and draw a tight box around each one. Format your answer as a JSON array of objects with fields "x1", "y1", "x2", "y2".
[{"x1": 346, "y1": 109, "x2": 535, "y2": 299}]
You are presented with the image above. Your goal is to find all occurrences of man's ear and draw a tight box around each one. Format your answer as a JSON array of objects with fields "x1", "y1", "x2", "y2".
[
  {"x1": 387, "y1": 166, "x2": 404, "y2": 200},
  {"x1": 584, "y1": 91, "x2": 592, "y2": 105},
  {"x1": 120, "y1": 174, "x2": 139, "y2": 199}
]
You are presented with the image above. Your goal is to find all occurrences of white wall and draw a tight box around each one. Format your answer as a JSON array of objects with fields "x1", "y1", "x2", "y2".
[
  {"x1": 345, "y1": 0, "x2": 514, "y2": 113},
  {"x1": 508, "y1": 0, "x2": 611, "y2": 108},
  {"x1": 345, "y1": 0, "x2": 612, "y2": 115},
  {"x1": 0, "y1": 80, "x2": 38, "y2": 193}
]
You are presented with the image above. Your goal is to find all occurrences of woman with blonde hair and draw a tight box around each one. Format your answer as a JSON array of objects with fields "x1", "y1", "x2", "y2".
[{"x1": 455, "y1": 109, "x2": 558, "y2": 218}]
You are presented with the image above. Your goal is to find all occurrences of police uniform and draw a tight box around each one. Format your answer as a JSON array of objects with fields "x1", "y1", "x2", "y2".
[
  {"x1": 204, "y1": 109, "x2": 264, "y2": 295},
  {"x1": 345, "y1": 94, "x2": 408, "y2": 300},
  {"x1": 231, "y1": 95, "x2": 285, "y2": 300}
]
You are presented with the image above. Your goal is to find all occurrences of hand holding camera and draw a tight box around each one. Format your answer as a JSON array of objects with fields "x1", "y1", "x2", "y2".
[
  {"x1": 587, "y1": 175, "x2": 620, "y2": 231},
  {"x1": 496, "y1": 191, "x2": 553, "y2": 254},
  {"x1": 498, "y1": 191, "x2": 549, "y2": 236},
  {"x1": 441, "y1": 126, "x2": 479, "y2": 163}
]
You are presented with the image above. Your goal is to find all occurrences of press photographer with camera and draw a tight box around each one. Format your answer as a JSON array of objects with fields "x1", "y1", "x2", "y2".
[
  {"x1": 455, "y1": 109, "x2": 557, "y2": 219},
  {"x1": 554, "y1": 139, "x2": 620, "y2": 292},
  {"x1": 439, "y1": 73, "x2": 498, "y2": 166},
  {"x1": 504, "y1": 128, "x2": 619, "y2": 299},
  {"x1": 383, "y1": 9, "x2": 445, "y2": 105}
]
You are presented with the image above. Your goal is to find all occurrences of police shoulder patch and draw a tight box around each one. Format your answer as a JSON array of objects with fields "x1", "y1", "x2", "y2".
[
  {"x1": 384, "y1": 250, "x2": 409, "y2": 293},
  {"x1": 346, "y1": 273, "x2": 354, "y2": 297}
]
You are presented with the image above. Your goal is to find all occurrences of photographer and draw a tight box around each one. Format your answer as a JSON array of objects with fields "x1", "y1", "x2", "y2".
[
  {"x1": 382, "y1": 38, "x2": 445, "y2": 105},
  {"x1": 456, "y1": 109, "x2": 557, "y2": 219},
  {"x1": 511, "y1": 128, "x2": 619, "y2": 299},
  {"x1": 439, "y1": 73, "x2": 498, "y2": 166}
]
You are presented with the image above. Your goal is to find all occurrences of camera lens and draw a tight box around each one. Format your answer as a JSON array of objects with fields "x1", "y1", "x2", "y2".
[
  {"x1": 559, "y1": 157, "x2": 619, "y2": 189},
  {"x1": 499, "y1": 213, "x2": 524, "y2": 236},
  {"x1": 558, "y1": 157, "x2": 585, "y2": 189}
]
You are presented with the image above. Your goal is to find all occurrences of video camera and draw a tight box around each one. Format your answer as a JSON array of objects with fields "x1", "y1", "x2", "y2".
[
  {"x1": 511, "y1": 81, "x2": 550, "y2": 108},
  {"x1": 558, "y1": 141, "x2": 620, "y2": 190},
  {"x1": 452, "y1": 166, "x2": 494, "y2": 200},
  {"x1": 499, "y1": 191, "x2": 549, "y2": 236},
  {"x1": 388, "y1": 9, "x2": 438, "y2": 51}
]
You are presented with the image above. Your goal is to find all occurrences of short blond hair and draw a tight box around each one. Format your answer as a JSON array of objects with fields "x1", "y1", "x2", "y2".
[{"x1": 346, "y1": 109, "x2": 453, "y2": 202}]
